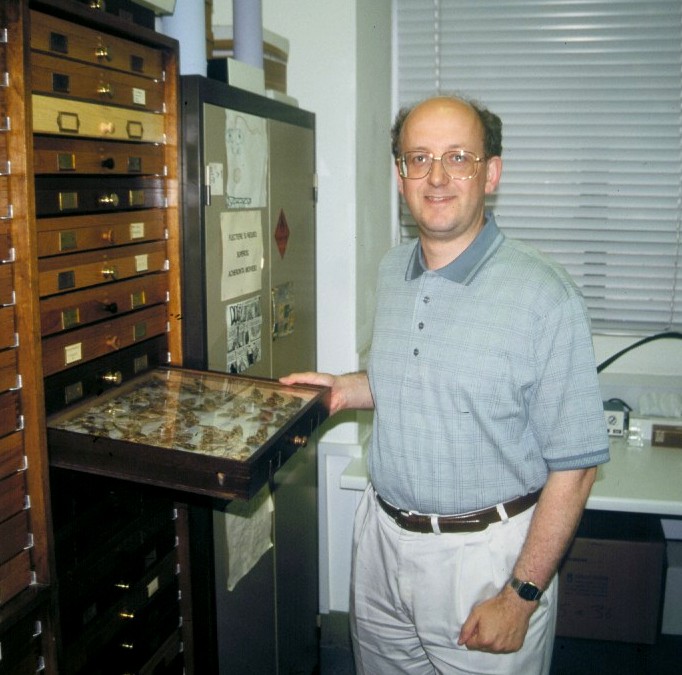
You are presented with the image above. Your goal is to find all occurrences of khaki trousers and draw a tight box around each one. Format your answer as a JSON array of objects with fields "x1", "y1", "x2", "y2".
[{"x1": 350, "y1": 486, "x2": 557, "y2": 674}]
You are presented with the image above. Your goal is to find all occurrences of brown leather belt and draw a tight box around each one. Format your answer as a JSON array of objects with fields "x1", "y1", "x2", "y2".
[{"x1": 376, "y1": 490, "x2": 542, "y2": 534}]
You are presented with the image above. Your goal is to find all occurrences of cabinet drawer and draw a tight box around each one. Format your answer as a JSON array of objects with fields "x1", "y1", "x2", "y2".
[
  {"x1": 0, "y1": 262, "x2": 13, "y2": 305},
  {"x1": 0, "y1": 304, "x2": 16, "y2": 350},
  {"x1": 0, "y1": 176, "x2": 8, "y2": 221},
  {"x1": 35, "y1": 175, "x2": 166, "y2": 216},
  {"x1": 0, "y1": 224, "x2": 11, "y2": 262},
  {"x1": 44, "y1": 335, "x2": 167, "y2": 414},
  {"x1": 41, "y1": 304, "x2": 168, "y2": 376},
  {"x1": 34, "y1": 136, "x2": 167, "y2": 177},
  {"x1": 41, "y1": 272, "x2": 168, "y2": 336},
  {"x1": 0, "y1": 611, "x2": 43, "y2": 675},
  {"x1": 38, "y1": 240, "x2": 167, "y2": 297},
  {"x1": 30, "y1": 10, "x2": 164, "y2": 79},
  {"x1": 0, "y1": 389, "x2": 20, "y2": 438},
  {"x1": 0, "y1": 432, "x2": 23, "y2": 482},
  {"x1": 107, "y1": 583, "x2": 180, "y2": 672},
  {"x1": 37, "y1": 208, "x2": 166, "y2": 257},
  {"x1": 0, "y1": 348, "x2": 19, "y2": 394},
  {"x1": 0, "y1": 471, "x2": 26, "y2": 521},
  {"x1": 32, "y1": 51, "x2": 165, "y2": 112},
  {"x1": 33, "y1": 94, "x2": 165, "y2": 143},
  {"x1": 0, "y1": 550, "x2": 32, "y2": 610},
  {"x1": 0, "y1": 510, "x2": 30, "y2": 566}
]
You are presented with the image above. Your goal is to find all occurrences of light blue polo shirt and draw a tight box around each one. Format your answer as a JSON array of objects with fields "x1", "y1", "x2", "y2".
[{"x1": 367, "y1": 212, "x2": 610, "y2": 515}]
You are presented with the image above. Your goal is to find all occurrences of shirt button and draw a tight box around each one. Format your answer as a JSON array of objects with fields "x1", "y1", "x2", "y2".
[
  {"x1": 423, "y1": 296, "x2": 430, "y2": 304},
  {"x1": 418, "y1": 322, "x2": 424, "y2": 330},
  {"x1": 413, "y1": 348, "x2": 419, "y2": 356}
]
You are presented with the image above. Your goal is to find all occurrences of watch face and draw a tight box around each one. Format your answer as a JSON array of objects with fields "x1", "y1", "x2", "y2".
[{"x1": 517, "y1": 581, "x2": 542, "y2": 601}]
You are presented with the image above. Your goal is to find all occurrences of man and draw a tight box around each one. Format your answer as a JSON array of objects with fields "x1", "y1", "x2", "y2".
[{"x1": 281, "y1": 96, "x2": 609, "y2": 674}]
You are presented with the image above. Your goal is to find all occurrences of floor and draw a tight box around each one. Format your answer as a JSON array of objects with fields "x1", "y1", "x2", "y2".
[{"x1": 319, "y1": 615, "x2": 682, "y2": 675}]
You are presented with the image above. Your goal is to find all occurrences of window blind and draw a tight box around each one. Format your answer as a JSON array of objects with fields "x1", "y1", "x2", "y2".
[{"x1": 395, "y1": 0, "x2": 682, "y2": 333}]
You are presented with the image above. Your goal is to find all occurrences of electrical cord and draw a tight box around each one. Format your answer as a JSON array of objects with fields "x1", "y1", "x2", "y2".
[{"x1": 596, "y1": 331, "x2": 682, "y2": 373}]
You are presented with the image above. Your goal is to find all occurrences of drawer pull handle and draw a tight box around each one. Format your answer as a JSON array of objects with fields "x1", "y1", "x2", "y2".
[
  {"x1": 292, "y1": 435, "x2": 308, "y2": 448},
  {"x1": 90, "y1": 0, "x2": 105, "y2": 11},
  {"x1": 100, "y1": 121, "x2": 116, "y2": 135},
  {"x1": 99, "y1": 193, "x2": 120, "y2": 207},
  {"x1": 101, "y1": 157, "x2": 115, "y2": 169},
  {"x1": 105, "y1": 336, "x2": 121, "y2": 350},
  {"x1": 101, "y1": 302, "x2": 118, "y2": 314},
  {"x1": 101, "y1": 228, "x2": 115, "y2": 243},
  {"x1": 95, "y1": 45, "x2": 112, "y2": 61},
  {"x1": 102, "y1": 266, "x2": 118, "y2": 280},
  {"x1": 101, "y1": 371, "x2": 123, "y2": 385},
  {"x1": 97, "y1": 83, "x2": 114, "y2": 98}
]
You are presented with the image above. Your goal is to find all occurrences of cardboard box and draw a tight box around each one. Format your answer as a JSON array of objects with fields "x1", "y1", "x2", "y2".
[
  {"x1": 556, "y1": 511, "x2": 665, "y2": 644},
  {"x1": 662, "y1": 541, "x2": 682, "y2": 635}
]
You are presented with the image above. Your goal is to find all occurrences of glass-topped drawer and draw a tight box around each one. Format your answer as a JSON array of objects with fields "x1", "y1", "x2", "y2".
[{"x1": 47, "y1": 367, "x2": 330, "y2": 500}]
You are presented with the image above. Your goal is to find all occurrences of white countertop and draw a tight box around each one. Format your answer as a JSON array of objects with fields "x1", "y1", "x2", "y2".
[
  {"x1": 340, "y1": 438, "x2": 682, "y2": 517},
  {"x1": 588, "y1": 438, "x2": 682, "y2": 516}
]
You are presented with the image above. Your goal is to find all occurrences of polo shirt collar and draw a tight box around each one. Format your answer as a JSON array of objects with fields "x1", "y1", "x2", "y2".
[{"x1": 405, "y1": 211, "x2": 505, "y2": 284}]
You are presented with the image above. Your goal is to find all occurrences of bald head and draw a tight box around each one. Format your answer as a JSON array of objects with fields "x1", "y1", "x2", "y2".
[{"x1": 391, "y1": 96, "x2": 502, "y2": 160}]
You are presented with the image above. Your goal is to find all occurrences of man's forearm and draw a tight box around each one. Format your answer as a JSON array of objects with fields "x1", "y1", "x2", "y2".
[{"x1": 512, "y1": 466, "x2": 597, "y2": 590}]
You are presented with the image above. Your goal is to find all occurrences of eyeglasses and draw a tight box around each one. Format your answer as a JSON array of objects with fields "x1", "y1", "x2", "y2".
[{"x1": 397, "y1": 150, "x2": 486, "y2": 181}]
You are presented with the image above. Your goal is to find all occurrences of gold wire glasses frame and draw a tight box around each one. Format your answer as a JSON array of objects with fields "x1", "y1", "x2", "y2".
[{"x1": 397, "y1": 150, "x2": 486, "y2": 181}]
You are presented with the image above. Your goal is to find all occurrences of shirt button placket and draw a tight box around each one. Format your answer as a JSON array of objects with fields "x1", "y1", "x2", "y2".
[{"x1": 414, "y1": 296, "x2": 430, "y2": 356}]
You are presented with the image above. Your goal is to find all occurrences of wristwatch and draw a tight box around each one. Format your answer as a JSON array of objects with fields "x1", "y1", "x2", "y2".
[{"x1": 509, "y1": 576, "x2": 544, "y2": 602}]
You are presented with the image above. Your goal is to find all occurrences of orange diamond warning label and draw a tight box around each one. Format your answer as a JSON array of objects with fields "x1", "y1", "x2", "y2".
[{"x1": 275, "y1": 209, "x2": 290, "y2": 258}]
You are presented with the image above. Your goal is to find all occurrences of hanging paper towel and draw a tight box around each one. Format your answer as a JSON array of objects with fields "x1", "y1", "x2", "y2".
[{"x1": 223, "y1": 483, "x2": 274, "y2": 591}]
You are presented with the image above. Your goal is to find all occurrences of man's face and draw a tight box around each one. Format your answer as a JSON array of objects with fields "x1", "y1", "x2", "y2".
[{"x1": 397, "y1": 99, "x2": 501, "y2": 257}]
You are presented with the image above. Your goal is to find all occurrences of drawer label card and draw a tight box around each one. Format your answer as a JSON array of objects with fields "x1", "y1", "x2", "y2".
[
  {"x1": 49, "y1": 32, "x2": 68, "y2": 54},
  {"x1": 132, "y1": 87, "x2": 147, "y2": 106},
  {"x1": 129, "y1": 222, "x2": 145, "y2": 239},
  {"x1": 57, "y1": 271, "x2": 76, "y2": 291},
  {"x1": 130, "y1": 55, "x2": 145, "y2": 73},
  {"x1": 133, "y1": 354, "x2": 149, "y2": 373},
  {"x1": 147, "y1": 576, "x2": 159, "y2": 598},
  {"x1": 129, "y1": 189, "x2": 145, "y2": 207},
  {"x1": 130, "y1": 290, "x2": 146, "y2": 309},
  {"x1": 61, "y1": 308, "x2": 80, "y2": 330},
  {"x1": 64, "y1": 381, "x2": 83, "y2": 405},
  {"x1": 59, "y1": 231, "x2": 77, "y2": 251},
  {"x1": 57, "y1": 153, "x2": 76, "y2": 171},
  {"x1": 126, "y1": 121, "x2": 144, "y2": 140},
  {"x1": 134, "y1": 254, "x2": 149, "y2": 272},
  {"x1": 133, "y1": 322, "x2": 147, "y2": 341},
  {"x1": 64, "y1": 343, "x2": 82, "y2": 365},
  {"x1": 58, "y1": 191, "x2": 78, "y2": 211},
  {"x1": 51, "y1": 73, "x2": 70, "y2": 94},
  {"x1": 127, "y1": 157, "x2": 143, "y2": 173},
  {"x1": 57, "y1": 112, "x2": 80, "y2": 134}
]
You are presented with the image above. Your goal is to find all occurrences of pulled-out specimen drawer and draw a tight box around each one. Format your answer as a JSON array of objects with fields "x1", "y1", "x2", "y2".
[{"x1": 47, "y1": 367, "x2": 330, "y2": 500}]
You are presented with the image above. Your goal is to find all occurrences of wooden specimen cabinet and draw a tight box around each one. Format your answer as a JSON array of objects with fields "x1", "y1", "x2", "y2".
[{"x1": 1, "y1": 1, "x2": 324, "y2": 673}]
